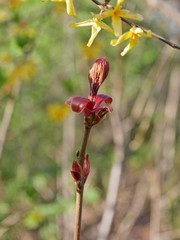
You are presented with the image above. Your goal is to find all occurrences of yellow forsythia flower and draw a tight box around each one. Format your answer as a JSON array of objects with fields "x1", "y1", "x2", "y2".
[
  {"x1": 9, "y1": 0, "x2": 23, "y2": 8},
  {"x1": 0, "y1": 9, "x2": 10, "y2": 23},
  {"x1": 47, "y1": 104, "x2": 70, "y2": 123},
  {"x1": 71, "y1": 17, "x2": 114, "y2": 47},
  {"x1": 8, "y1": 61, "x2": 37, "y2": 84},
  {"x1": 111, "y1": 27, "x2": 152, "y2": 56},
  {"x1": 96, "y1": 0, "x2": 143, "y2": 37}
]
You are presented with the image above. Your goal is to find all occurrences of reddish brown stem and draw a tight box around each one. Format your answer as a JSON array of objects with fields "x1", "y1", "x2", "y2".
[{"x1": 74, "y1": 126, "x2": 91, "y2": 240}]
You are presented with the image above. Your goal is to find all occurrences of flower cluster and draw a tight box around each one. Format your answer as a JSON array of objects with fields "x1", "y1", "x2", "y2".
[
  {"x1": 66, "y1": 57, "x2": 113, "y2": 128},
  {"x1": 45, "y1": 0, "x2": 152, "y2": 55},
  {"x1": 70, "y1": 0, "x2": 152, "y2": 56},
  {"x1": 111, "y1": 26, "x2": 152, "y2": 56}
]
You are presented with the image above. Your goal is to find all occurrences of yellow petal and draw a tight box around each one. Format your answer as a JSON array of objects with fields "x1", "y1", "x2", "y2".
[
  {"x1": 117, "y1": 0, "x2": 124, "y2": 7},
  {"x1": 50, "y1": 0, "x2": 76, "y2": 16},
  {"x1": 87, "y1": 25, "x2": 101, "y2": 47},
  {"x1": 131, "y1": 27, "x2": 152, "y2": 38},
  {"x1": 98, "y1": 20, "x2": 114, "y2": 34},
  {"x1": 96, "y1": 9, "x2": 115, "y2": 20},
  {"x1": 121, "y1": 38, "x2": 138, "y2": 56},
  {"x1": 111, "y1": 31, "x2": 131, "y2": 46},
  {"x1": 112, "y1": 15, "x2": 122, "y2": 37},
  {"x1": 120, "y1": 9, "x2": 143, "y2": 21},
  {"x1": 66, "y1": 0, "x2": 76, "y2": 17},
  {"x1": 70, "y1": 19, "x2": 93, "y2": 28},
  {"x1": 51, "y1": 0, "x2": 65, "y2": 2},
  {"x1": 132, "y1": 27, "x2": 143, "y2": 34},
  {"x1": 47, "y1": 104, "x2": 70, "y2": 123}
]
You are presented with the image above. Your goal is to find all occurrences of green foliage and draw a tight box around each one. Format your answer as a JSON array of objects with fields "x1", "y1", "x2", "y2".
[
  {"x1": 128, "y1": 144, "x2": 152, "y2": 170},
  {"x1": 0, "y1": 67, "x2": 6, "y2": 87},
  {"x1": 169, "y1": 197, "x2": 180, "y2": 229},
  {"x1": 84, "y1": 187, "x2": 101, "y2": 204},
  {"x1": 24, "y1": 199, "x2": 74, "y2": 230}
]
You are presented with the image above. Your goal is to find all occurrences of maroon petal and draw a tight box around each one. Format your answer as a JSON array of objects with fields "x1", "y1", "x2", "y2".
[
  {"x1": 66, "y1": 96, "x2": 91, "y2": 113},
  {"x1": 94, "y1": 94, "x2": 113, "y2": 108},
  {"x1": 93, "y1": 106, "x2": 113, "y2": 125},
  {"x1": 95, "y1": 105, "x2": 113, "y2": 113}
]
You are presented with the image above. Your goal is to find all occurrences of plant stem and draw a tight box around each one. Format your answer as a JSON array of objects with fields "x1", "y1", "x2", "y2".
[
  {"x1": 74, "y1": 186, "x2": 84, "y2": 240},
  {"x1": 79, "y1": 126, "x2": 91, "y2": 166},
  {"x1": 74, "y1": 126, "x2": 91, "y2": 240}
]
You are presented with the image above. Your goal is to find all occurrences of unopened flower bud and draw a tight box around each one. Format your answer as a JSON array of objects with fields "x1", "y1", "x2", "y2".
[
  {"x1": 88, "y1": 58, "x2": 109, "y2": 97},
  {"x1": 71, "y1": 161, "x2": 82, "y2": 183}
]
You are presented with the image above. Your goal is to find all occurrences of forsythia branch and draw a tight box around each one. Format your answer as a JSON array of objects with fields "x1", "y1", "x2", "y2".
[
  {"x1": 92, "y1": 0, "x2": 111, "y2": 6},
  {"x1": 121, "y1": 17, "x2": 180, "y2": 50},
  {"x1": 91, "y1": 0, "x2": 180, "y2": 50}
]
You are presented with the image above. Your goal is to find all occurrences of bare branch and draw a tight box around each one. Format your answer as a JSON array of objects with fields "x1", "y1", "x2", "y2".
[{"x1": 91, "y1": 0, "x2": 110, "y2": 6}]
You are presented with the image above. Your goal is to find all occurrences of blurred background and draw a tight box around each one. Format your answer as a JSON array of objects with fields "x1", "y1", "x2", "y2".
[{"x1": 0, "y1": 0, "x2": 179, "y2": 239}]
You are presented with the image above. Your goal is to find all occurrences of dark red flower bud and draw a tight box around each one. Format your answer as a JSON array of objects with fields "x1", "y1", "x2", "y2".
[
  {"x1": 71, "y1": 161, "x2": 82, "y2": 183},
  {"x1": 88, "y1": 58, "x2": 110, "y2": 97}
]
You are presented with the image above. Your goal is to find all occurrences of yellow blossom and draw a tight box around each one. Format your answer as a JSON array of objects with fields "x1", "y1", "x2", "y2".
[
  {"x1": 96, "y1": 0, "x2": 143, "y2": 37},
  {"x1": 50, "y1": 0, "x2": 76, "y2": 17},
  {"x1": 0, "y1": 9, "x2": 10, "y2": 23},
  {"x1": 47, "y1": 104, "x2": 70, "y2": 123},
  {"x1": 8, "y1": 61, "x2": 37, "y2": 84},
  {"x1": 111, "y1": 26, "x2": 152, "y2": 56},
  {"x1": 71, "y1": 17, "x2": 114, "y2": 47},
  {"x1": 0, "y1": 53, "x2": 13, "y2": 64},
  {"x1": 9, "y1": 0, "x2": 23, "y2": 9}
]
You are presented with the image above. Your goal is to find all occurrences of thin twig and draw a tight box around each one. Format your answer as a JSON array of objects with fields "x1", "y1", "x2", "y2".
[
  {"x1": 92, "y1": 0, "x2": 111, "y2": 6},
  {"x1": 0, "y1": 83, "x2": 21, "y2": 164},
  {"x1": 56, "y1": 114, "x2": 76, "y2": 239},
  {"x1": 149, "y1": 169, "x2": 161, "y2": 240},
  {"x1": 160, "y1": 66, "x2": 180, "y2": 174},
  {"x1": 121, "y1": 18, "x2": 180, "y2": 50},
  {"x1": 74, "y1": 126, "x2": 91, "y2": 240}
]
